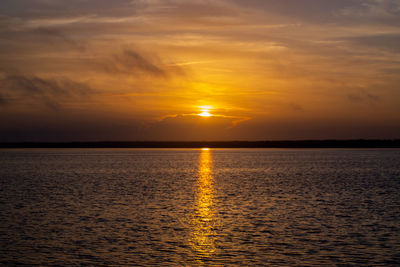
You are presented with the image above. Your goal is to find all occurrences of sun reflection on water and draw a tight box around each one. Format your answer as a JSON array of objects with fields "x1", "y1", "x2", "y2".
[{"x1": 190, "y1": 148, "x2": 217, "y2": 258}]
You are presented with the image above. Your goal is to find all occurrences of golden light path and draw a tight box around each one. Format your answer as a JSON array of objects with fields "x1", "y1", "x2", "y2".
[{"x1": 190, "y1": 148, "x2": 217, "y2": 259}]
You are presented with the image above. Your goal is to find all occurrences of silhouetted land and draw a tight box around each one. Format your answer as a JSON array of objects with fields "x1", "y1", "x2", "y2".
[{"x1": 1, "y1": 140, "x2": 399, "y2": 148}]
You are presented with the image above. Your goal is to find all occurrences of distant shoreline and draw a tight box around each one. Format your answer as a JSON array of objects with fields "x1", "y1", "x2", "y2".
[{"x1": 1, "y1": 140, "x2": 399, "y2": 148}]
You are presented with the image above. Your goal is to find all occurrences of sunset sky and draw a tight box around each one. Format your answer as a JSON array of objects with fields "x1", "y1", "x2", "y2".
[{"x1": 1, "y1": 0, "x2": 399, "y2": 141}]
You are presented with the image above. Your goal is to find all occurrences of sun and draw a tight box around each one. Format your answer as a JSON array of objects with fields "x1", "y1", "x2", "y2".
[
  {"x1": 198, "y1": 106, "x2": 213, "y2": 117},
  {"x1": 199, "y1": 111, "x2": 212, "y2": 117}
]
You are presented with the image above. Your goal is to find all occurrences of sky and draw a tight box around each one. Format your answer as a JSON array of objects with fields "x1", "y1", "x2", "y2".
[{"x1": 0, "y1": 0, "x2": 399, "y2": 141}]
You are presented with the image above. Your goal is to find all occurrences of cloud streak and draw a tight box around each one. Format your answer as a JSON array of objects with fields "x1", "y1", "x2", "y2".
[
  {"x1": 96, "y1": 49, "x2": 186, "y2": 78},
  {"x1": 0, "y1": 73, "x2": 94, "y2": 109}
]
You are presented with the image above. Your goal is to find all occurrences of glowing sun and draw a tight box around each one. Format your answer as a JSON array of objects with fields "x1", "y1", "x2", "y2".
[
  {"x1": 198, "y1": 106, "x2": 213, "y2": 117},
  {"x1": 199, "y1": 111, "x2": 212, "y2": 117}
]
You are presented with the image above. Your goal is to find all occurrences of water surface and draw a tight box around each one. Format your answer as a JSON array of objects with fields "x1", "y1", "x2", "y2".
[{"x1": 0, "y1": 148, "x2": 399, "y2": 265}]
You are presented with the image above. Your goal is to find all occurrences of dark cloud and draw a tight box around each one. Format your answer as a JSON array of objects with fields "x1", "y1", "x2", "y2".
[
  {"x1": 0, "y1": 0, "x2": 137, "y2": 17},
  {"x1": 347, "y1": 94, "x2": 362, "y2": 102},
  {"x1": 1, "y1": 113, "x2": 399, "y2": 142},
  {"x1": 231, "y1": 117, "x2": 400, "y2": 140},
  {"x1": 101, "y1": 49, "x2": 184, "y2": 78},
  {"x1": 366, "y1": 93, "x2": 380, "y2": 102},
  {"x1": 233, "y1": 0, "x2": 400, "y2": 25},
  {"x1": 32, "y1": 27, "x2": 85, "y2": 50},
  {"x1": 344, "y1": 34, "x2": 400, "y2": 53},
  {"x1": 347, "y1": 91, "x2": 381, "y2": 103},
  {"x1": 143, "y1": 115, "x2": 239, "y2": 141},
  {"x1": 114, "y1": 50, "x2": 166, "y2": 77},
  {"x1": 142, "y1": 115, "x2": 400, "y2": 141},
  {"x1": 0, "y1": 73, "x2": 94, "y2": 109},
  {"x1": 235, "y1": 0, "x2": 365, "y2": 18},
  {"x1": 138, "y1": 0, "x2": 239, "y2": 21},
  {"x1": 0, "y1": 94, "x2": 8, "y2": 105},
  {"x1": 0, "y1": 113, "x2": 144, "y2": 142}
]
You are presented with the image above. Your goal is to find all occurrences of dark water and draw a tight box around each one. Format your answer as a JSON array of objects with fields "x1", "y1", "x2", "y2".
[{"x1": 0, "y1": 148, "x2": 399, "y2": 266}]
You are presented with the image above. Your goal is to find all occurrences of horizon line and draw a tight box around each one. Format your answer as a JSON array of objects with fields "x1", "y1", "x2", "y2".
[{"x1": 1, "y1": 139, "x2": 399, "y2": 148}]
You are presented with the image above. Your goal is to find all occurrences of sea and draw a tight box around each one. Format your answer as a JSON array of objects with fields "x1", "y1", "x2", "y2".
[{"x1": 0, "y1": 148, "x2": 399, "y2": 266}]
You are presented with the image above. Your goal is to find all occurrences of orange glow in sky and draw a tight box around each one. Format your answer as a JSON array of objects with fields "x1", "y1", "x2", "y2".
[{"x1": 0, "y1": 0, "x2": 399, "y2": 141}]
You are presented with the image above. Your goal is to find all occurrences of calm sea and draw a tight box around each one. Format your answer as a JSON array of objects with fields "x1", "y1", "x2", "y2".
[{"x1": 0, "y1": 148, "x2": 399, "y2": 266}]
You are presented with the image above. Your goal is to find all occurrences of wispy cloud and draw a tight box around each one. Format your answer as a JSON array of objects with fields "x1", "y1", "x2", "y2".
[
  {"x1": 0, "y1": 73, "x2": 94, "y2": 109},
  {"x1": 347, "y1": 91, "x2": 381, "y2": 103},
  {"x1": 99, "y1": 49, "x2": 185, "y2": 78},
  {"x1": 343, "y1": 33, "x2": 400, "y2": 53}
]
